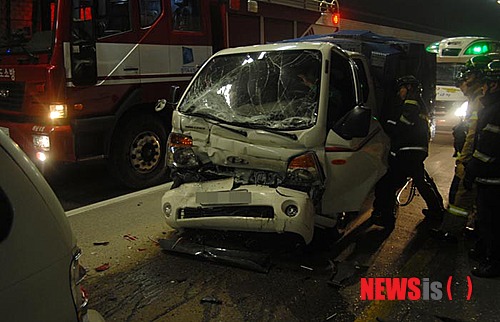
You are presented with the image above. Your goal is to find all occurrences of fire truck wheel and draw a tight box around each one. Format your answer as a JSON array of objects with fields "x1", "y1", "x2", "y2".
[{"x1": 109, "y1": 114, "x2": 169, "y2": 189}]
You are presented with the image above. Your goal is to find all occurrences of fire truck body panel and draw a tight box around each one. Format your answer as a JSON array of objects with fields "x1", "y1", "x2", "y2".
[{"x1": 0, "y1": 0, "x2": 340, "y2": 188}]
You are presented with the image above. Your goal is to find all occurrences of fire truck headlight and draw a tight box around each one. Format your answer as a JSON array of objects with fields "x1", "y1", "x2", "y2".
[
  {"x1": 33, "y1": 135, "x2": 50, "y2": 151},
  {"x1": 36, "y1": 152, "x2": 47, "y2": 162},
  {"x1": 49, "y1": 104, "x2": 67, "y2": 119}
]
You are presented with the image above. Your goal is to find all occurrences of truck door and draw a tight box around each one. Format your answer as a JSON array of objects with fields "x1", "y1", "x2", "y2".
[{"x1": 321, "y1": 50, "x2": 389, "y2": 215}]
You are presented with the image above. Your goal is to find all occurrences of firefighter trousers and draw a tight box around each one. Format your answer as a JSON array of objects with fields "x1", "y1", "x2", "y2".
[
  {"x1": 441, "y1": 164, "x2": 477, "y2": 235},
  {"x1": 476, "y1": 184, "x2": 500, "y2": 261},
  {"x1": 373, "y1": 151, "x2": 444, "y2": 217}
]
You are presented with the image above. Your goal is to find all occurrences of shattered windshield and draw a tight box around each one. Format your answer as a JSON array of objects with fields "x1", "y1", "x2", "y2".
[
  {"x1": 179, "y1": 50, "x2": 322, "y2": 130},
  {"x1": 0, "y1": 0, "x2": 56, "y2": 55}
]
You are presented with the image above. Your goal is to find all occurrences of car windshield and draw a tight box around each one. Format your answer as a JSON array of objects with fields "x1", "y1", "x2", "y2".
[
  {"x1": 0, "y1": 0, "x2": 57, "y2": 55},
  {"x1": 179, "y1": 49, "x2": 322, "y2": 131},
  {"x1": 436, "y1": 62, "x2": 464, "y2": 86}
]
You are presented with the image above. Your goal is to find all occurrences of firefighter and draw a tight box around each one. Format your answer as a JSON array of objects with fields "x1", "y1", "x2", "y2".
[
  {"x1": 432, "y1": 55, "x2": 492, "y2": 242},
  {"x1": 463, "y1": 60, "x2": 500, "y2": 277},
  {"x1": 371, "y1": 75, "x2": 445, "y2": 228}
]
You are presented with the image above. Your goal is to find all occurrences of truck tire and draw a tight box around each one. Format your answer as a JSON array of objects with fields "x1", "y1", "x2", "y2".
[{"x1": 109, "y1": 114, "x2": 169, "y2": 189}]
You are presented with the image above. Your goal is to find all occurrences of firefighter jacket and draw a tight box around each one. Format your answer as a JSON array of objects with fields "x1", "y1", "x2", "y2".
[
  {"x1": 466, "y1": 90, "x2": 500, "y2": 185},
  {"x1": 456, "y1": 86, "x2": 484, "y2": 166},
  {"x1": 385, "y1": 99, "x2": 430, "y2": 157}
]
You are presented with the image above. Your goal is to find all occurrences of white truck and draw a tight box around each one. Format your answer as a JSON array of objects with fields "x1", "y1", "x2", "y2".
[{"x1": 160, "y1": 32, "x2": 435, "y2": 245}]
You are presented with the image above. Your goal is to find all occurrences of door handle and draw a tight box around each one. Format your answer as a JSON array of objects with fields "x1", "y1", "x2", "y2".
[{"x1": 123, "y1": 67, "x2": 139, "y2": 71}]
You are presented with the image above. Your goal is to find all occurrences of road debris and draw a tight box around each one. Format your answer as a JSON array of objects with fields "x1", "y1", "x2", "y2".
[
  {"x1": 93, "y1": 241, "x2": 110, "y2": 246},
  {"x1": 159, "y1": 238, "x2": 271, "y2": 273},
  {"x1": 95, "y1": 263, "x2": 110, "y2": 272},
  {"x1": 148, "y1": 236, "x2": 160, "y2": 245},
  {"x1": 328, "y1": 260, "x2": 369, "y2": 287},
  {"x1": 200, "y1": 296, "x2": 222, "y2": 305},
  {"x1": 123, "y1": 234, "x2": 138, "y2": 241}
]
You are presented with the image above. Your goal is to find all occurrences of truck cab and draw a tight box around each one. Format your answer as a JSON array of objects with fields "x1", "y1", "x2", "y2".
[{"x1": 161, "y1": 42, "x2": 389, "y2": 244}]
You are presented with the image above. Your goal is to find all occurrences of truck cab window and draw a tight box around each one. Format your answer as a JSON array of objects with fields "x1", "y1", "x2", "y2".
[
  {"x1": 328, "y1": 51, "x2": 357, "y2": 126},
  {"x1": 72, "y1": 0, "x2": 94, "y2": 43},
  {"x1": 96, "y1": 0, "x2": 131, "y2": 38},
  {"x1": 353, "y1": 58, "x2": 370, "y2": 103},
  {"x1": 171, "y1": 0, "x2": 201, "y2": 32},
  {"x1": 140, "y1": 0, "x2": 161, "y2": 27}
]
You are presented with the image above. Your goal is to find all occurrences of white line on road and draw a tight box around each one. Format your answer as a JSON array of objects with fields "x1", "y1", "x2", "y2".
[{"x1": 65, "y1": 182, "x2": 172, "y2": 217}]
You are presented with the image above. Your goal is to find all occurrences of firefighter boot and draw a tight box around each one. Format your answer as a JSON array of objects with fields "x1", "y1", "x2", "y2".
[
  {"x1": 429, "y1": 209, "x2": 467, "y2": 242},
  {"x1": 370, "y1": 209, "x2": 396, "y2": 229},
  {"x1": 421, "y1": 208, "x2": 444, "y2": 226}
]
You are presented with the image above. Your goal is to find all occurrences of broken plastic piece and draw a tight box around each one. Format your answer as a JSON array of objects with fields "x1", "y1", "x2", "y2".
[
  {"x1": 200, "y1": 296, "x2": 222, "y2": 305},
  {"x1": 328, "y1": 261, "x2": 369, "y2": 287},
  {"x1": 148, "y1": 236, "x2": 160, "y2": 245},
  {"x1": 95, "y1": 263, "x2": 110, "y2": 272},
  {"x1": 159, "y1": 238, "x2": 271, "y2": 273},
  {"x1": 93, "y1": 241, "x2": 109, "y2": 246},
  {"x1": 123, "y1": 234, "x2": 138, "y2": 241}
]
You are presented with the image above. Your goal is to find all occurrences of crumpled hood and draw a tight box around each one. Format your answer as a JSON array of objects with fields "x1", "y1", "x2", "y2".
[{"x1": 176, "y1": 112, "x2": 324, "y2": 172}]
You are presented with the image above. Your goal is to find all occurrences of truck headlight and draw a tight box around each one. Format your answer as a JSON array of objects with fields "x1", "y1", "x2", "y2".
[
  {"x1": 49, "y1": 104, "x2": 67, "y2": 119},
  {"x1": 33, "y1": 134, "x2": 50, "y2": 151},
  {"x1": 286, "y1": 152, "x2": 323, "y2": 184},
  {"x1": 167, "y1": 132, "x2": 200, "y2": 168}
]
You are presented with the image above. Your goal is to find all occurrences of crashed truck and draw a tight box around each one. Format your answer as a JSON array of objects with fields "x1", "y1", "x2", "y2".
[{"x1": 160, "y1": 31, "x2": 436, "y2": 245}]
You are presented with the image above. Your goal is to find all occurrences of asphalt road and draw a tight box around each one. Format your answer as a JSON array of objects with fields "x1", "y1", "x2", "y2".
[
  {"x1": 45, "y1": 159, "x2": 147, "y2": 211},
  {"x1": 60, "y1": 132, "x2": 500, "y2": 322}
]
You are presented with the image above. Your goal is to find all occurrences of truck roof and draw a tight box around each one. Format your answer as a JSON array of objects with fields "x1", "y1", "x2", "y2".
[{"x1": 214, "y1": 41, "x2": 337, "y2": 57}]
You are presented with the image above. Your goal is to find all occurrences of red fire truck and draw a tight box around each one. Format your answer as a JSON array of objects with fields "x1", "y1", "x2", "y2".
[{"x1": 0, "y1": 0, "x2": 340, "y2": 188}]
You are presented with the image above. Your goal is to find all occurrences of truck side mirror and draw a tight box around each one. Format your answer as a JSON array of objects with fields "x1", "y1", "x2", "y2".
[
  {"x1": 332, "y1": 105, "x2": 371, "y2": 140},
  {"x1": 169, "y1": 85, "x2": 181, "y2": 106}
]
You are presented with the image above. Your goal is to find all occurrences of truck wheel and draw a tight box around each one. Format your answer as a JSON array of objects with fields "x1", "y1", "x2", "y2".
[{"x1": 110, "y1": 114, "x2": 169, "y2": 189}]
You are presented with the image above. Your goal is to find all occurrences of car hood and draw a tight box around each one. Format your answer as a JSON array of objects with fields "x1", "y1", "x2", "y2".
[{"x1": 176, "y1": 112, "x2": 325, "y2": 172}]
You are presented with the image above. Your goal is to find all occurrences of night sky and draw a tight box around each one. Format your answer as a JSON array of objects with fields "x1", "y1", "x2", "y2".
[{"x1": 341, "y1": 0, "x2": 500, "y2": 40}]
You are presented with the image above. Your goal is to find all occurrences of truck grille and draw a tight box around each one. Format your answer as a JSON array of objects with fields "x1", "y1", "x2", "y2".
[
  {"x1": 0, "y1": 82, "x2": 25, "y2": 111},
  {"x1": 179, "y1": 206, "x2": 274, "y2": 219}
]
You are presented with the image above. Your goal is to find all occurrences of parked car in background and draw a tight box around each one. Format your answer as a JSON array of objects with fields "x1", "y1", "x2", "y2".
[{"x1": 0, "y1": 131, "x2": 104, "y2": 322}]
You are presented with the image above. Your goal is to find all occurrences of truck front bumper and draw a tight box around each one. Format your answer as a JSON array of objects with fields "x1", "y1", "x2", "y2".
[
  {"x1": 161, "y1": 178, "x2": 316, "y2": 244},
  {"x1": 0, "y1": 120, "x2": 74, "y2": 163}
]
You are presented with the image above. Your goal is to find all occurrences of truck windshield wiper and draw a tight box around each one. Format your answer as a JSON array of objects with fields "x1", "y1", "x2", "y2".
[
  {"x1": 184, "y1": 111, "x2": 248, "y2": 137},
  {"x1": 235, "y1": 123, "x2": 298, "y2": 141},
  {"x1": 255, "y1": 127, "x2": 298, "y2": 140},
  {"x1": 182, "y1": 107, "x2": 296, "y2": 140},
  {"x1": 0, "y1": 42, "x2": 39, "y2": 62},
  {"x1": 207, "y1": 119, "x2": 248, "y2": 137},
  {"x1": 17, "y1": 44, "x2": 38, "y2": 63}
]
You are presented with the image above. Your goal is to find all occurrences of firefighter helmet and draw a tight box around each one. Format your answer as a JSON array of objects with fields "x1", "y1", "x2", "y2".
[
  {"x1": 396, "y1": 75, "x2": 421, "y2": 88},
  {"x1": 484, "y1": 60, "x2": 500, "y2": 82},
  {"x1": 455, "y1": 55, "x2": 493, "y2": 86}
]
